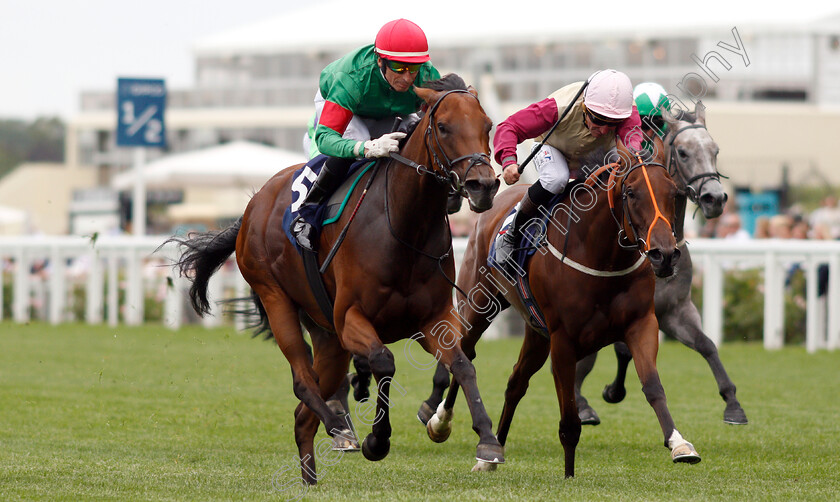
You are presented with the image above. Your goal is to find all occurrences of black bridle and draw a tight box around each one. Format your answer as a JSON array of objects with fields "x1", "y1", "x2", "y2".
[
  {"x1": 666, "y1": 123, "x2": 728, "y2": 204},
  {"x1": 389, "y1": 89, "x2": 493, "y2": 197}
]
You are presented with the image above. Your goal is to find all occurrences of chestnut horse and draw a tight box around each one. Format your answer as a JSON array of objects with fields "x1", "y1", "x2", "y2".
[
  {"x1": 424, "y1": 150, "x2": 701, "y2": 477},
  {"x1": 576, "y1": 103, "x2": 746, "y2": 427},
  {"x1": 169, "y1": 75, "x2": 503, "y2": 485}
]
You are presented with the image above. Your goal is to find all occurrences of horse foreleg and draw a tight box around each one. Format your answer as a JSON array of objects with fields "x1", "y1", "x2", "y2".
[
  {"x1": 420, "y1": 318, "x2": 504, "y2": 468},
  {"x1": 417, "y1": 362, "x2": 451, "y2": 425},
  {"x1": 625, "y1": 315, "x2": 701, "y2": 465},
  {"x1": 659, "y1": 297, "x2": 747, "y2": 424},
  {"x1": 574, "y1": 352, "x2": 600, "y2": 425},
  {"x1": 340, "y1": 307, "x2": 395, "y2": 462},
  {"x1": 602, "y1": 342, "x2": 632, "y2": 404},
  {"x1": 550, "y1": 334, "x2": 580, "y2": 479}
]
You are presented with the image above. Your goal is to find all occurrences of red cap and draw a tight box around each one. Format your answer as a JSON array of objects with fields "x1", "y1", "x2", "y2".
[{"x1": 374, "y1": 19, "x2": 430, "y2": 64}]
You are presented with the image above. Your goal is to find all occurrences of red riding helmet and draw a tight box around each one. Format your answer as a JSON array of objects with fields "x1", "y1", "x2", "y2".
[{"x1": 374, "y1": 18, "x2": 430, "y2": 63}]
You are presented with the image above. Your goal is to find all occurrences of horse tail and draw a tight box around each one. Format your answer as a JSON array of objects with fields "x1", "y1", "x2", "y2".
[{"x1": 165, "y1": 217, "x2": 242, "y2": 316}]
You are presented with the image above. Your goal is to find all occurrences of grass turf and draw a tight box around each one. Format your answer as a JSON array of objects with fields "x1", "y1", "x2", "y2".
[{"x1": 0, "y1": 322, "x2": 838, "y2": 501}]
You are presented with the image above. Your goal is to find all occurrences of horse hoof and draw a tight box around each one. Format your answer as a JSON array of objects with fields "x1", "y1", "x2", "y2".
[
  {"x1": 426, "y1": 402, "x2": 453, "y2": 443},
  {"x1": 426, "y1": 414, "x2": 452, "y2": 443},
  {"x1": 417, "y1": 401, "x2": 435, "y2": 426},
  {"x1": 331, "y1": 429, "x2": 360, "y2": 452},
  {"x1": 476, "y1": 443, "x2": 505, "y2": 465},
  {"x1": 471, "y1": 460, "x2": 499, "y2": 472},
  {"x1": 361, "y1": 434, "x2": 390, "y2": 461},
  {"x1": 602, "y1": 384, "x2": 626, "y2": 404},
  {"x1": 723, "y1": 404, "x2": 748, "y2": 425},
  {"x1": 671, "y1": 442, "x2": 701, "y2": 464},
  {"x1": 579, "y1": 405, "x2": 601, "y2": 426}
]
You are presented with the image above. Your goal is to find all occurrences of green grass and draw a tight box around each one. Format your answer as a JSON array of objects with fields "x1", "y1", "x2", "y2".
[{"x1": 1, "y1": 322, "x2": 838, "y2": 501}]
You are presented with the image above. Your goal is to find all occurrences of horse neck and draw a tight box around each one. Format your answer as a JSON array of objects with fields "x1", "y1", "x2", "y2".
[
  {"x1": 550, "y1": 174, "x2": 641, "y2": 269},
  {"x1": 382, "y1": 134, "x2": 450, "y2": 247}
]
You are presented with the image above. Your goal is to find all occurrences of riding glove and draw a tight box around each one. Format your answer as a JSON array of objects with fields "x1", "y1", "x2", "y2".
[{"x1": 363, "y1": 132, "x2": 406, "y2": 158}]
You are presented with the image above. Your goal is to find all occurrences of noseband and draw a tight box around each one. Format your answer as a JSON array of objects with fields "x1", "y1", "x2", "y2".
[
  {"x1": 390, "y1": 89, "x2": 493, "y2": 197},
  {"x1": 666, "y1": 123, "x2": 727, "y2": 204}
]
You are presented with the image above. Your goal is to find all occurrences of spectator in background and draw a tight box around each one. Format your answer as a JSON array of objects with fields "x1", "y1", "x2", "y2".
[
  {"x1": 768, "y1": 214, "x2": 793, "y2": 239},
  {"x1": 715, "y1": 212, "x2": 751, "y2": 240},
  {"x1": 753, "y1": 216, "x2": 771, "y2": 238},
  {"x1": 809, "y1": 195, "x2": 840, "y2": 239},
  {"x1": 791, "y1": 218, "x2": 810, "y2": 240}
]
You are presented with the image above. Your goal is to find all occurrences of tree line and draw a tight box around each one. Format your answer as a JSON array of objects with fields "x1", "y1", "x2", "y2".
[{"x1": 0, "y1": 117, "x2": 65, "y2": 179}]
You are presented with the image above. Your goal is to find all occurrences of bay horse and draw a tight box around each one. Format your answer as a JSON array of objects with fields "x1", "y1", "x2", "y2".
[
  {"x1": 168, "y1": 75, "x2": 504, "y2": 485},
  {"x1": 423, "y1": 147, "x2": 701, "y2": 477},
  {"x1": 575, "y1": 102, "x2": 747, "y2": 427}
]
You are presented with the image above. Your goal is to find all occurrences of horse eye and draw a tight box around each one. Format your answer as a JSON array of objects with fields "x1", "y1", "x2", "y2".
[
  {"x1": 626, "y1": 188, "x2": 635, "y2": 199},
  {"x1": 437, "y1": 122, "x2": 448, "y2": 134},
  {"x1": 678, "y1": 148, "x2": 689, "y2": 159}
]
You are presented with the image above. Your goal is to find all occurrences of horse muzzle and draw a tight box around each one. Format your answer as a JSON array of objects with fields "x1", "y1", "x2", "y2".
[
  {"x1": 647, "y1": 247, "x2": 681, "y2": 278},
  {"x1": 463, "y1": 178, "x2": 500, "y2": 213},
  {"x1": 698, "y1": 189, "x2": 728, "y2": 219}
]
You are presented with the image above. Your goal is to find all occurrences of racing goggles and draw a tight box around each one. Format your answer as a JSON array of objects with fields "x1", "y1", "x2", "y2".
[
  {"x1": 583, "y1": 104, "x2": 624, "y2": 127},
  {"x1": 384, "y1": 59, "x2": 422, "y2": 74}
]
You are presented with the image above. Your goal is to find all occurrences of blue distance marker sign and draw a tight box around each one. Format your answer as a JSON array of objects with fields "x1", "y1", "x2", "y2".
[{"x1": 116, "y1": 78, "x2": 167, "y2": 147}]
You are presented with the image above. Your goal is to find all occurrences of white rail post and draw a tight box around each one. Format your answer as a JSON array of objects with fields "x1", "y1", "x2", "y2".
[
  {"x1": 48, "y1": 245, "x2": 66, "y2": 325},
  {"x1": 829, "y1": 254, "x2": 840, "y2": 350},
  {"x1": 702, "y1": 254, "x2": 723, "y2": 346},
  {"x1": 13, "y1": 249, "x2": 29, "y2": 323},
  {"x1": 805, "y1": 257, "x2": 822, "y2": 353},
  {"x1": 763, "y1": 252, "x2": 784, "y2": 349},
  {"x1": 125, "y1": 247, "x2": 143, "y2": 325},
  {"x1": 86, "y1": 250, "x2": 104, "y2": 324},
  {"x1": 107, "y1": 250, "x2": 119, "y2": 326}
]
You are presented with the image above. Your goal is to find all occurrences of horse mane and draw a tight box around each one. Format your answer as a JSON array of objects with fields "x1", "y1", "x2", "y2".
[{"x1": 420, "y1": 73, "x2": 468, "y2": 91}]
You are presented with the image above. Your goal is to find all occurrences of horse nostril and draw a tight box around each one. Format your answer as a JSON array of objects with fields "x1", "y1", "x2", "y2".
[
  {"x1": 648, "y1": 249, "x2": 663, "y2": 263},
  {"x1": 672, "y1": 248, "x2": 681, "y2": 265},
  {"x1": 700, "y1": 193, "x2": 715, "y2": 206}
]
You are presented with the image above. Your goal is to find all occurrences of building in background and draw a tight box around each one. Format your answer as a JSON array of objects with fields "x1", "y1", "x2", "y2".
[{"x1": 46, "y1": 3, "x2": 840, "y2": 234}]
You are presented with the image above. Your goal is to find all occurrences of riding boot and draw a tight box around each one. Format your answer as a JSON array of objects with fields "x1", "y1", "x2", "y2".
[
  {"x1": 495, "y1": 181, "x2": 556, "y2": 271},
  {"x1": 292, "y1": 156, "x2": 353, "y2": 251},
  {"x1": 494, "y1": 191, "x2": 541, "y2": 270}
]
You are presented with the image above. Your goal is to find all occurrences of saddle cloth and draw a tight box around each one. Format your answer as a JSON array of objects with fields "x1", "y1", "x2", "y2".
[
  {"x1": 282, "y1": 155, "x2": 375, "y2": 254},
  {"x1": 486, "y1": 178, "x2": 587, "y2": 336}
]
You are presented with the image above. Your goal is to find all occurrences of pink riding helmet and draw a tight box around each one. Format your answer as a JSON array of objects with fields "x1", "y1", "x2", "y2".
[{"x1": 584, "y1": 69, "x2": 633, "y2": 119}]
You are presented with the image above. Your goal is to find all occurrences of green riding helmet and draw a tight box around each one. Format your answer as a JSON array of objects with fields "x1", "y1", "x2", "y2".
[{"x1": 633, "y1": 82, "x2": 670, "y2": 117}]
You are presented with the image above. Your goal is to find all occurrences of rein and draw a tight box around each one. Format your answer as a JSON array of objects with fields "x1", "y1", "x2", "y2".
[
  {"x1": 666, "y1": 123, "x2": 728, "y2": 204},
  {"x1": 390, "y1": 89, "x2": 493, "y2": 198},
  {"x1": 382, "y1": 88, "x2": 494, "y2": 299}
]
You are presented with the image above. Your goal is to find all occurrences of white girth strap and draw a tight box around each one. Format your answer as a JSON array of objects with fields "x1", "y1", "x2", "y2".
[{"x1": 545, "y1": 242, "x2": 648, "y2": 277}]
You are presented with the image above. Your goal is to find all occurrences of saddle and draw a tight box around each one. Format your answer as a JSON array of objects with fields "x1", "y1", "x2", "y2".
[
  {"x1": 282, "y1": 155, "x2": 377, "y2": 254},
  {"x1": 487, "y1": 177, "x2": 588, "y2": 337}
]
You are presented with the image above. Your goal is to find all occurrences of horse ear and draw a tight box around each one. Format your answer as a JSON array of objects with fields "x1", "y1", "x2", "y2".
[
  {"x1": 662, "y1": 104, "x2": 681, "y2": 129},
  {"x1": 414, "y1": 86, "x2": 439, "y2": 106},
  {"x1": 695, "y1": 101, "x2": 706, "y2": 125},
  {"x1": 467, "y1": 85, "x2": 478, "y2": 98}
]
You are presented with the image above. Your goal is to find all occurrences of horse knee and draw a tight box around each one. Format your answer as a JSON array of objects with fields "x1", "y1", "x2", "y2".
[
  {"x1": 368, "y1": 348, "x2": 395, "y2": 377},
  {"x1": 692, "y1": 334, "x2": 718, "y2": 358},
  {"x1": 432, "y1": 363, "x2": 451, "y2": 388},
  {"x1": 640, "y1": 377, "x2": 666, "y2": 405},
  {"x1": 450, "y1": 357, "x2": 477, "y2": 382}
]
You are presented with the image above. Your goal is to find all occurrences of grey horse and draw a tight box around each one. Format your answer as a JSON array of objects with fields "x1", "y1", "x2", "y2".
[
  {"x1": 574, "y1": 102, "x2": 748, "y2": 426},
  {"x1": 410, "y1": 102, "x2": 748, "y2": 428}
]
